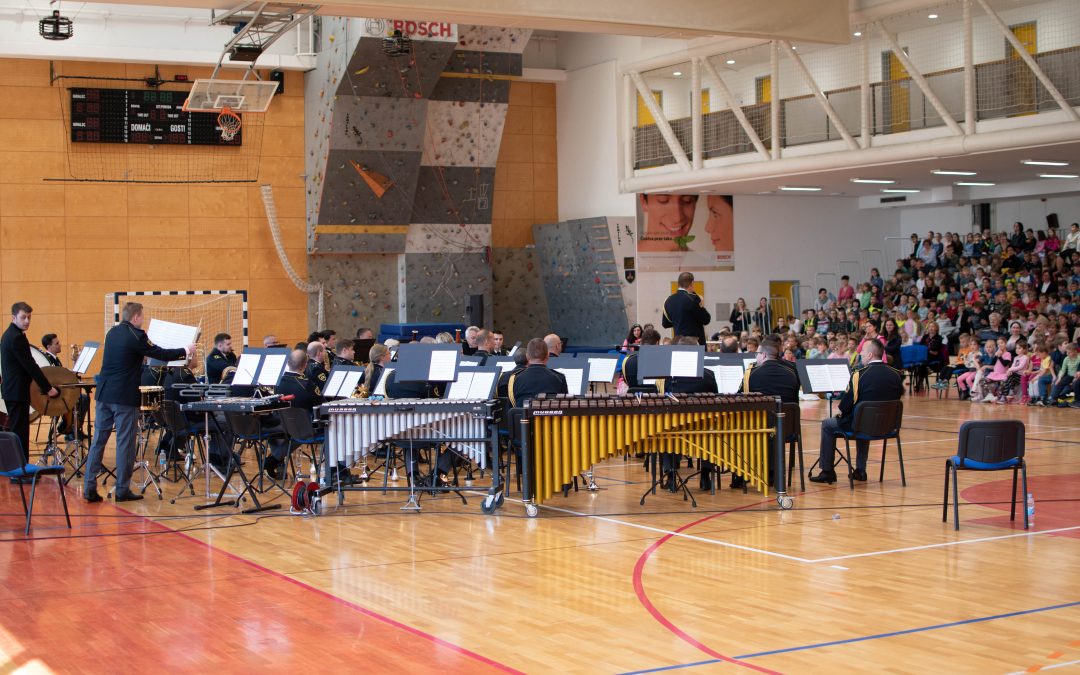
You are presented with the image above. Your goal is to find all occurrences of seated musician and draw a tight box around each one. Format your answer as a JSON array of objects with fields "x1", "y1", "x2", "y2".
[
  {"x1": 305, "y1": 341, "x2": 329, "y2": 390},
  {"x1": 472, "y1": 329, "x2": 494, "y2": 364},
  {"x1": 267, "y1": 349, "x2": 325, "y2": 481},
  {"x1": 543, "y1": 333, "x2": 564, "y2": 358},
  {"x1": 40, "y1": 333, "x2": 63, "y2": 366},
  {"x1": 332, "y1": 338, "x2": 356, "y2": 367},
  {"x1": 382, "y1": 365, "x2": 455, "y2": 486},
  {"x1": 496, "y1": 349, "x2": 528, "y2": 400},
  {"x1": 462, "y1": 326, "x2": 480, "y2": 356},
  {"x1": 43, "y1": 333, "x2": 89, "y2": 438},
  {"x1": 658, "y1": 336, "x2": 717, "y2": 489},
  {"x1": 205, "y1": 333, "x2": 237, "y2": 385},
  {"x1": 732, "y1": 340, "x2": 800, "y2": 490},
  {"x1": 359, "y1": 344, "x2": 391, "y2": 395},
  {"x1": 621, "y1": 328, "x2": 661, "y2": 392},
  {"x1": 810, "y1": 339, "x2": 903, "y2": 484},
  {"x1": 491, "y1": 330, "x2": 508, "y2": 356},
  {"x1": 509, "y1": 338, "x2": 567, "y2": 407}
]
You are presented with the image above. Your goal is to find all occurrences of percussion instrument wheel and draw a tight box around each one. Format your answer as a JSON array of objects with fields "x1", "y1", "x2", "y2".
[
  {"x1": 480, "y1": 494, "x2": 496, "y2": 514},
  {"x1": 525, "y1": 503, "x2": 538, "y2": 518},
  {"x1": 495, "y1": 492, "x2": 504, "y2": 507},
  {"x1": 777, "y1": 495, "x2": 794, "y2": 510}
]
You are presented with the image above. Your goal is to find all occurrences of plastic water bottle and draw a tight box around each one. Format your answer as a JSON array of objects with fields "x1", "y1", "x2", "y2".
[
  {"x1": 309, "y1": 462, "x2": 317, "y2": 481},
  {"x1": 1026, "y1": 493, "x2": 1035, "y2": 524},
  {"x1": 158, "y1": 450, "x2": 166, "y2": 470}
]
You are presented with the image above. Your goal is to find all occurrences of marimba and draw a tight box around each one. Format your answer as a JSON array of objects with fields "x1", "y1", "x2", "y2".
[
  {"x1": 521, "y1": 393, "x2": 788, "y2": 516},
  {"x1": 319, "y1": 398, "x2": 502, "y2": 512}
]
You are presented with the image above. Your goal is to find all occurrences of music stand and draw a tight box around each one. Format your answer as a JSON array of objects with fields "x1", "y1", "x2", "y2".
[
  {"x1": 72, "y1": 341, "x2": 99, "y2": 374},
  {"x1": 459, "y1": 355, "x2": 484, "y2": 368},
  {"x1": 552, "y1": 362, "x2": 590, "y2": 397},
  {"x1": 394, "y1": 343, "x2": 460, "y2": 382},
  {"x1": 353, "y1": 338, "x2": 376, "y2": 364},
  {"x1": 444, "y1": 367, "x2": 500, "y2": 401},
  {"x1": 230, "y1": 348, "x2": 289, "y2": 388},
  {"x1": 704, "y1": 353, "x2": 747, "y2": 394},
  {"x1": 637, "y1": 345, "x2": 704, "y2": 504},
  {"x1": 795, "y1": 359, "x2": 851, "y2": 416},
  {"x1": 485, "y1": 357, "x2": 518, "y2": 374},
  {"x1": 324, "y1": 365, "x2": 363, "y2": 399}
]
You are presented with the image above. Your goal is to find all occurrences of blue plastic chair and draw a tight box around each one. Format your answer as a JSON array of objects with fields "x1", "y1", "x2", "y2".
[
  {"x1": 900, "y1": 344, "x2": 928, "y2": 392},
  {"x1": 944, "y1": 420, "x2": 1027, "y2": 531},
  {"x1": 0, "y1": 431, "x2": 71, "y2": 535}
]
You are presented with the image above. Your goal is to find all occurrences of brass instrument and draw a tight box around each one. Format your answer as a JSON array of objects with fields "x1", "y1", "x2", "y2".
[{"x1": 70, "y1": 343, "x2": 82, "y2": 365}]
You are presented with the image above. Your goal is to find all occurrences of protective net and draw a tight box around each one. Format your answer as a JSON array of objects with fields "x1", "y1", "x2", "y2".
[
  {"x1": 105, "y1": 291, "x2": 246, "y2": 376},
  {"x1": 56, "y1": 70, "x2": 266, "y2": 183}
]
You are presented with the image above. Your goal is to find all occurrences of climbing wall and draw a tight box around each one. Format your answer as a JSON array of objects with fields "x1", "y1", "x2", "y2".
[
  {"x1": 304, "y1": 21, "x2": 531, "y2": 329},
  {"x1": 533, "y1": 218, "x2": 630, "y2": 347},
  {"x1": 491, "y1": 247, "x2": 550, "y2": 344},
  {"x1": 306, "y1": 254, "x2": 400, "y2": 335}
]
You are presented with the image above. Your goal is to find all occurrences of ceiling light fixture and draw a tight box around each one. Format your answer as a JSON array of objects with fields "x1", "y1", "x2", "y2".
[
  {"x1": 672, "y1": 71, "x2": 682, "y2": 76},
  {"x1": 853, "y1": 31, "x2": 862, "y2": 37},
  {"x1": 779, "y1": 186, "x2": 822, "y2": 192},
  {"x1": 932, "y1": 169, "x2": 977, "y2": 176},
  {"x1": 726, "y1": 59, "x2": 735, "y2": 65},
  {"x1": 882, "y1": 188, "x2": 921, "y2": 193},
  {"x1": 1037, "y1": 173, "x2": 1079, "y2": 179},
  {"x1": 1022, "y1": 159, "x2": 1070, "y2": 167},
  {"x1": 851, "y1": 178, "x2": 896, "y2": 184},
  {"x1": 928, "y1": 13, "x2": 939, "y2": 19},
  {"x1": 955, "y1": 181, "x2": 995, "y2": 187}
]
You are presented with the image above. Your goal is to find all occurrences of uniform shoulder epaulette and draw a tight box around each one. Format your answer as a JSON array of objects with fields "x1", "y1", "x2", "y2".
[{"x1": 211, "y1": 354, "x2": 224, "y2": 360}]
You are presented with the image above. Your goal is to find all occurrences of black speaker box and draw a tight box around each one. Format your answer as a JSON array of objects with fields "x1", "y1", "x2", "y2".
[{"x1": 465, "y1": 294, "x2": 484, "y2": 327}]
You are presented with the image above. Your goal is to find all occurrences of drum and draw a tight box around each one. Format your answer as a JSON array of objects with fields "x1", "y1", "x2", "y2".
[
  {"x1": 139, "y1": 386, "x2": 165, "y2": 412},
  {"x1": 29, "y1": 365, "x2": 80, "y2": 425}
]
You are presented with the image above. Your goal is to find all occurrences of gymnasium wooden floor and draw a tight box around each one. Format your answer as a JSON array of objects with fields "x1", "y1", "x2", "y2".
[{"x1": 2, "y1": 394, "x2": 1079, "y2": 674}]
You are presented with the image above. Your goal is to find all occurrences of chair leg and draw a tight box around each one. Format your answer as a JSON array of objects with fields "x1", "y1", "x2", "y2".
[
  {"x1": 1009, "y1": 465, "x2": 1018, "y2": 522},
  {"x1": 25, "y1": 475, "x2": 39, "y2": 536},
  {"x1": 57, "y1": 473, "x2": 71, "y2": 529},
  {"x1": 879, "y1": 439, "x2": 888, "y2": 483},
  {"x1": 942, "y1": 460, "x2": 951, "y2": 524},
  {"x1": 797, "y1": 436, "x2": 805, "y2": 492},
  {"x1": 845, "y1": 438, "x2": 854, "y2": 490},
  {"x1": 15, "y1": 477, "x2": 28, "y2": 516},
  {"x1": 896, "y1": 436, "x2": 906, "y2": 487},
  {"x1": 1020, "y1": 459, "x2": 1029, "y2": 530},
  {"x1": 952, "y1": 464, "x2": 960, "y2": 531}
]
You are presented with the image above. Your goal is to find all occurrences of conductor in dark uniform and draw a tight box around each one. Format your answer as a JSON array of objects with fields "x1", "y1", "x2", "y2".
[
  {"x1": 662, "y1": 272, "x2": 711, "y2": 345},
  {"x1": 621, "y1": 328, "x2": 661, "y2": 391},
  {"x1": 84, "y1": 302, "x2": 194, "y2": 502},
  {"x1": 205, "y1": 333, "x2": 237, "y2": 385},
  {"x1": 1, "y1": 302, "x2": 59, "y2": 464},
  {"x1": 810, "y1": 339, "x2": 903, "y2": 484},
  {"x1": 508, "y1": 339, "x2": 568, "y2": 407}
]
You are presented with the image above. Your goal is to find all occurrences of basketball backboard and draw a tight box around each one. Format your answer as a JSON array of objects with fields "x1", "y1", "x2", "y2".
[{"x1": 182, "y1": 79, "x2": 279, "y2": 113}]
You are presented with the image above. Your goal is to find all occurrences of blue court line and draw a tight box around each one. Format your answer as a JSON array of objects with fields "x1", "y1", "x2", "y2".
[{"x1": 618, "y1": 599, "x2": 1080, "y2": 674}]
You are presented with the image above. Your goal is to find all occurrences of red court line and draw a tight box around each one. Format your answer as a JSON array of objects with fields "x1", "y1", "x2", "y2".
[{"x1": 632, "y1": 500, "x2": 783, "y2": 675}]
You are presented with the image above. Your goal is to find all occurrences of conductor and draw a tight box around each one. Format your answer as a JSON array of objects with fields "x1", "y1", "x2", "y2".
[
  {"x1": 662, "y1": 272, "x2": 711, "y2": 345},
  {"x1": 1, "y1": 302, "x2": 60, "y2": 465},
  {"x1": 84, "y1": 302, "x2": 195, "y2": 503}
]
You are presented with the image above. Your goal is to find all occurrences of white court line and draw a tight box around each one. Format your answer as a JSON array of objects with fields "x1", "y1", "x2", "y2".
[
  {"x1": 905, "y1": 416, "x2": 1080, "y2": 433},
  {"x1": 808, "y1": 525, "x2": 1080, "y2": 563},
  {"x1": 1005, "y1": 658, "x2": 1080, "y2": 675}
]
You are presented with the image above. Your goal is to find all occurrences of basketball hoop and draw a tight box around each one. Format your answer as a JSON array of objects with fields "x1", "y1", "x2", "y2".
[{"x1": 217, "y1": 106, "x2": 242, "y2": 142}]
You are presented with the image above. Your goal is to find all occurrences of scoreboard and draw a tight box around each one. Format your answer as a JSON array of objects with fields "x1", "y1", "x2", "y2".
[{"x1": 70, "y1": 88, "x2": 241, "y2": 145}]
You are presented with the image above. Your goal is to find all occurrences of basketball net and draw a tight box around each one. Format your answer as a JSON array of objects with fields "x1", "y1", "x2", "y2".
[{"x1": 217, "y1": 106, "x2": 242, "y2": 142}]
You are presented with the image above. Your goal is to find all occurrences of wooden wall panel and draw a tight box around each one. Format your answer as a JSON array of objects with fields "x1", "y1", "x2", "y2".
[{"x1": 0, "y1": 57, "x2": 309, "y2": 359}]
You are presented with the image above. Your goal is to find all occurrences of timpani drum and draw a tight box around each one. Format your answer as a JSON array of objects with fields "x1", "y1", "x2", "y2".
[{"x1": 139, "y1": 386, "x2": 165, "y2": 412}]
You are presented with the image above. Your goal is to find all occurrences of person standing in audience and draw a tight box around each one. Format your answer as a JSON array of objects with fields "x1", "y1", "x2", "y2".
[
  {"x1": 810, "y1": 340, "x2": 903, "y2": 484},
  {"x1": 663, "y1": 272, "x2": 711, "y2": 345},
  {"x1": 837, "y1": 276, "x2": 855, "y2": 304},
  {"x1": 729, "y1": 298, "x2": 752, "y2": 333}
]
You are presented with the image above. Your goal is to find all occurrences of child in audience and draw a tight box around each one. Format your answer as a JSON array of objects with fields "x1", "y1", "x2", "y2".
[
  {"x1": 1030, "y1": 345, "x2": 1057, "y2": 406},
  {"x1": 997, "y1": 341, "x2": 1030, "y2": 404}
]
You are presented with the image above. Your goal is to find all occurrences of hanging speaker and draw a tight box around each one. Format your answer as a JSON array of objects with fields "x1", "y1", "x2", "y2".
[
  {"x1": 269, "y1": 69, "x2": 285, "y2": 95},
  {"x1": 465, "y1": 294, "x2": 484, "y2": 327},
  {"x1": 1047, "y1": 213, "x2": 1059, "y2": 229}
]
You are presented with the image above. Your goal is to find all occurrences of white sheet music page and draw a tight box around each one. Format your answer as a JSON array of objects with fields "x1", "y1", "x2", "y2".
[
  {"x1": 826, "y1": 364, "x2": 852, "y2": 391},
  {"x1": 587, "y1": 357, "x2": 618, "y2": 382},
  {"x1": 708, "y1": 365, "x2": 744, "y2": 394},
  {"x1": 446, "y1": 372, "x2": 474, "y2": 400},
  {"x1": 555, "y1": 368, "x2": 584, "y2": 396},
  {"x1": 374, "y1": 368, "x2": 393, "y2": 397},
  {"x1": 73, "y1": 344, "x2": 99, "y2": 374},
  {"x1": 146, "y1": 319, "x2": 199, "y2": 366},
  {"x1": 805, "y1": 365, "x2": 832, "y2": 393},
  {"x1": 742, "y1": 356, "x2": 757, "y2": 372},
  {"x1": 339, "y1": 370, "x2": 362, "y2": 396},
  {"x1": 428, "y1": 350, "x2": 458, "y2": 380},
  {"x1": 468, "y1": 371, "x2": 497, "y2": 399},
  {"x1": 670, "y1": 351, "x2": 699, "y2": 378},
  {"x1": 493, "y1": 360, "x2": 517, "y2": 373},
  {"x1": 325, "y1": 370, "x2": 347, "y2": 397},
  {"x1": 257, "y1": 354, "x2": 287, "y2": 386},
  {"x1": 233, "y1": 353, "x2": 260, "y2": 386}
]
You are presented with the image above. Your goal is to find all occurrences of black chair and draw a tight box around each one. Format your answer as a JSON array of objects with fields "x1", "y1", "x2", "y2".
[
  {"x1": 278, "y1": 407, "x2": 324, "y2": 479},
  {"x1": 224, "y1": 412, "x2": 287, "y2": 490},
  {"x1": 780, "y1": 402, "x2": 804, "y2": 492},
  {"x1": 161, "y1": 399, "x2": 206, "y2": 493},
  {"x1": 943, "y1": 420, "x2": 1027, "y2": 531},
  {"x1": 831, "y1": 400, "x2": 905, "y2": 490},
  {"x1": 0, "y1": 431, "x2": 70, "y2": 535}
]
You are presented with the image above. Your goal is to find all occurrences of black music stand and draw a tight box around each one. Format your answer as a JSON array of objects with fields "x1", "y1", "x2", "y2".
[
  {"x1": 196, "y1": 349, "x2": 288, "y2": 514},
  {"x1": 393, "y1": 343, "x2": 460, "y2": 383},
  {"x1": 578, "y1": 353, "x2": 619, "y2": 395},
  {"x1": 795, "y1": 359, "x2": 851, "y2": 416},
  {"x1": 703, "y1": 353, "x2": 747, "y2": 395},
  {"x1": 551, "y1": 362, "x2": 590, "y2": 397},
  {"x1": 323, "y1": 365, "x2": 363, "y2": 399},
  {"x1": 443, "y1": 367, "x2": 500, "y2": 401}
]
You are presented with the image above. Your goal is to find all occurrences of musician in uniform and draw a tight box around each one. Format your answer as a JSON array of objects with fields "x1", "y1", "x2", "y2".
[
  {"x1": 491, "y1": 330, "x2": 508, "y2": 356},
  {"x1": 359, "y1": 344, "x2": 391, "y2": 395},
  {"x1": 509, "y1": 339, "x2": 567, "y2": 407},
  {"x1": 472, "y1": 329, "x2": 494, "y2": 365},
  {"x1": 496, "y1": 349, "x2": 528, "y2": 399},
  {"x1": 205, "y1": 333, "x2": 237, "y2": 385},
  {"x1": 269, "y1": 349, "x2": 324, "y2": 481},
  {"x1": 331, "y1": 338, "x2": 356, "y2": 367},
  {"x1": 658, "y1": 336, "x2": 716, "y2": 489},
  {"x1": 730, "y1": 342, "x2": 801, "y2": 490},
  {"x1": 305, "y1": 341, "x2": 329, "y2": 390},
  {"x1": 810, "y1": 339, "x2": 904, "y2": 484},
  {"x1": 543, "y1": 333, "x2": 563, "y2": 358},
  {"x1": 662, "y1": 272, "x2": 711, "y2": 345},
  {"x1": 41, "y1": 333, "x2": 63, "y2": 366},
  {"x1": 84, "y1": 302, "x2": 194, "y2": 502},
  {"x1": 1, "y1": 302, "x2": 59, "y2": 466},
  {"x1": 621, "y1": 328, "x2": 661, "y2": 391},
  {"x1": 43, "y1": 332, "x2": 89, "y2": 439}
]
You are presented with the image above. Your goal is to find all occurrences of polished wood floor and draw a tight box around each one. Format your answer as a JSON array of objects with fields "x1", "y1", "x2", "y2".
[{"x1": 3, "y1": 394, "x2": 1079, "y2": 674}]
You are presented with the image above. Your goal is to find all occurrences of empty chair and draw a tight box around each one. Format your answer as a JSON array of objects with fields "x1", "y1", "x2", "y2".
[
  {"x1": 0, "y1": 431, "x2": 70, "y2": 535},
  {"x1": 943, "y1": 420, "x2": 1027, "y2": 531}
]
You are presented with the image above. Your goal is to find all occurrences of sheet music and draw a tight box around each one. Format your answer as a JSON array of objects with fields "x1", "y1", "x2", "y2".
[
  {"x1": 805, "y1": 364, "x2": 850, "y2": 393},
  {"x1": 257, "y1": 354, "x2": 287, "y2": 386},
  {"x1": 491, "y1": 359, "x2": 517, "y2": 373},
  {"x1": 428, "y1": 350, "x2": 458, "y2": 381},
  {"x1": 706, "y1": 365, "x2": 744, "y2": 394},
  {"x1": 233, "y1": 353, "x2": 260, "y2": 386},
  {"x1": 468, "y1": 371, "x2": 497, "y2": 399},
  {"x1": 587, "y1": 357, "x2": 618, "y2": 383},
  {"x1": 374, "y1": 368, "x2": 393, "y2": 397},
  {"x1": 147, "y1": 319, "x2": 199, "y2": 366},
  {"x1": 742, "y1": 356, "x2": 757, "y2": 371},
  {"x1": 826, "y1": 364, "x2": 851, "y2": 390},
  {"x1": 670, "y1": 350, "x2": 699, "y2": 378},
  {"x1": 446, "y1": 372, "x2": 474, "y2": 400},
  {"x1": 508, "y1": 344, "x2": 518, "y2": 357},
  {"x1": 72, "y1": 342, "x2": 99, "y2": 374},
  {"x1": 555, "y1": 368, "x2": 584, "y2": 396},
  {"x1": 325, "y1": 370, "x2": 346, "y2": 397},
  {"x1": 460, "y1": 361, "x2": 478, "y2": 368}
]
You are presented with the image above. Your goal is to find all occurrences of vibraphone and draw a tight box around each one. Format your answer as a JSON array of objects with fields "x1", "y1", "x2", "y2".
[
  {"x1": 521, "y1": 393, "x2": 788, "y2": 516},
  {"x1": 319, "y1": 398, "x2": 502, "y2": 512}
]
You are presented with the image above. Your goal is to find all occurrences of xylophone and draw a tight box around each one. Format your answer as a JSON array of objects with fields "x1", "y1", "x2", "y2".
[
  {"x1": 318, "y1": 398, "x2": 502, "y2": 512},
  {"x1": 521, "y1": 393, "x2": 786, "y2": 515}
]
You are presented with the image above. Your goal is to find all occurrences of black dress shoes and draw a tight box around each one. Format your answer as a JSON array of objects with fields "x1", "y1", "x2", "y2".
[
  {"x1": 114, "y1": 491, "x2": 144, "y2": 502},
  {"x1": 849, "y1": 469, "x2": 868, "y2": 482},
  {"x1": 84, "y1": 490, "x2": 103, "y2": 503},
  {"x1": 809, "y1": 471, "x2": 837, "y2": 484},
  {"x1": 730, "y1": 475, "x2": 746, "y2": 490}
]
